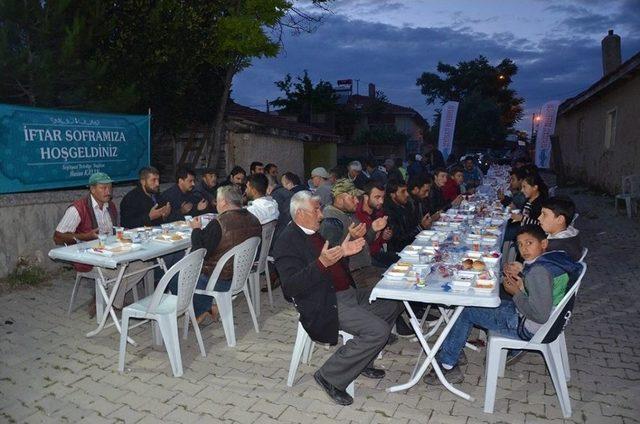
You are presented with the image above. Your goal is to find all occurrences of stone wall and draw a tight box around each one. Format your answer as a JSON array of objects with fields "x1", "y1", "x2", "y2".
[
  {"x1": 555, "y1": 75, "x2": 640, "y2": 194},
  {"x1": 0, "y1": 183, "x2": 172, "y2": 278}
]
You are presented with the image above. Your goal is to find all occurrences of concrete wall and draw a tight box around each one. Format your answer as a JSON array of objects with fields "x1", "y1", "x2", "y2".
[
  {"x1": 556, "y1": 75, "x2": 640, "y2": 194},
  {"x1": 226, "y1": 132, "x2": 305, "y2": 179},
  {"x1": 303, "y1": 142, "x2": 337, "y2": 179},
  {"x1": 0, "y1": 183, "x2": 175, "y2": 278}
]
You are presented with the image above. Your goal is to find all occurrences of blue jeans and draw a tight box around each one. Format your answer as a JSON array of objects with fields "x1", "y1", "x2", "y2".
[
  {"x1": 167, "y1": 273, "x2": 231, "y2": 317},
  {"x1": 438, "y1": 299, "x2": 521, "y2": 366}
]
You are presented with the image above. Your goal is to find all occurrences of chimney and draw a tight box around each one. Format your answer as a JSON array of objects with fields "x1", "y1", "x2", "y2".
[
  {"x1": 368, "y1": 83, "x2": 376, "y2": 98},
  {"x1": 602, "y1": 29, "x2": 622, "y2": 76}
]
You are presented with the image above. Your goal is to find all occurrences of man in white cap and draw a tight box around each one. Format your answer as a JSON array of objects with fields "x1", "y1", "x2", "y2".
[
  {"x1": 347, "y1": 160, "x2": 368, "y2": 190},
  {"x1": 310, "y1": 167, "x2": 333, "y2": 207},
  {"x1": 383, "y1": 158, "x2": 404, "y2": 183},
  {"x1": 408, "y1": 154, "x2": 426, "y2": 179}
]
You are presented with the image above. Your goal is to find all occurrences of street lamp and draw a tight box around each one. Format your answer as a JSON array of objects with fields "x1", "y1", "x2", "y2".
[{"x1": 531, "y1": 113, "x2": 542, "y2": 140}]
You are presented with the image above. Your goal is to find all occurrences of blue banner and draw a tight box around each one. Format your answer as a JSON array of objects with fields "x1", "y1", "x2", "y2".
[{"x1": 0, "y1": 104, "x2": 150, "y2": 194}]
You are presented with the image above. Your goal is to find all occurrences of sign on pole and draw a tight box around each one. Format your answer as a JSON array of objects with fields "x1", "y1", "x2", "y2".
[
  {"x1": 0, "y1": 103, "x2": 150, "y2": 194},
  {"x1": 437, "y1": 101, "x2": 459, "y2": 161},
  {"x1": 534, "y1": 100, "x2": 560, "y2": 169}
]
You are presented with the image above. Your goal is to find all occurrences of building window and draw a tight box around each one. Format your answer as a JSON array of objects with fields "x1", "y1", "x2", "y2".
[
  {"x1": 604, "y1": 108, "x2": 617, "y2": 150},
  {"x1": 577, "y1": 117, "x2": 584, "y2": 149}
]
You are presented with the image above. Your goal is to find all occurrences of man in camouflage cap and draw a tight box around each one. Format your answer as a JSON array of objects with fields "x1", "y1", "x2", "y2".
[{"x1": 319, "y1": 179, "x2": 390, "y2": 289}]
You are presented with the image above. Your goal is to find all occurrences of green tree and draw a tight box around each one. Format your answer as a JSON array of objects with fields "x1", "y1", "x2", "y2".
[
  {"x1": 271, "y1": 70, "x2": 339, "y2": 123},
  {"x1": 416, "y1": 55, "x2": 524, "y2": 148}
]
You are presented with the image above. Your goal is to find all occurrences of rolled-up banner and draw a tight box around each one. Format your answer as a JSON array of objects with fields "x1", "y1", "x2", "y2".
[
  {"x1": 437, "y1": 101, "x2": 459, "y2": 161},
  {"x1": 534, "y1": 100, "x2": 560, "y2": 169},
  {"x1": 0, "y1": 103, "x2": 150, "y2": 193}
]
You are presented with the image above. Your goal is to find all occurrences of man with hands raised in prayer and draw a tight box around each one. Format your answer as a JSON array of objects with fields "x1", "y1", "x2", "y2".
[
  {"x1": 273, "y1": 190, "x2": 403, "y2": 406},
  {"x1": 320, "y1": 179, "x2": 389, "y2": 289}
]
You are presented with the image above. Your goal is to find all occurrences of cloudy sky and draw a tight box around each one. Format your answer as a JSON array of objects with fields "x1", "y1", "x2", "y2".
[{"x1": 232, "y1": 0, "x2": 640, "y2": 132}]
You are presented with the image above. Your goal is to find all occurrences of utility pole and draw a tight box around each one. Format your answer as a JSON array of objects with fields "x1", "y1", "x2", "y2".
[
  {"x1": 355, "y1": 79, "x2": 360, "y2": 96},
  {"x1": 266, "y1": 99, "x2": 270, "y2": 114}
]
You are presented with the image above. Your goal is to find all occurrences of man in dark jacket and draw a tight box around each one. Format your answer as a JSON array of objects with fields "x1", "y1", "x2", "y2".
[
  {"x1": 120, "y1": 167, "x2": 171, "y2": 229},
  {"x1": 193, "y1": 167, "x2": 218, "y2": 213},
  {"x1": 429, "y1": 168, "x2": 462, "y2": 214},
  {"x1": 162, "y1": 167, "x2": 208, "y2": 221},
  {"x1": 384, "y1": 179, "x2": 433, "y2": 253},
  {"x1": 273, "y1": 191, "x2": 401, "y2": 406}
]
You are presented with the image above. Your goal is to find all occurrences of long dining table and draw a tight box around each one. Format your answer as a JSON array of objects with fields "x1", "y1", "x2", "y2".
[{"x1": 370, "y1": 174, "x2": 511, "y2": 401}]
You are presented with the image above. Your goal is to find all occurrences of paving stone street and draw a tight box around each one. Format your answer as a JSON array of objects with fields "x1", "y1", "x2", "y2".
[{"x1": 1, "y1": 185, "x2": 640, "y2": 424}]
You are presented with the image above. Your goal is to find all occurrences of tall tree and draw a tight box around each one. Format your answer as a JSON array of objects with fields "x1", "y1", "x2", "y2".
[
  {"x1": 271, "y1": 70, "x2": 339, "y2": 123},
  {"x1": 416, "y1": 55, "x2": 524, "y2": 149}
]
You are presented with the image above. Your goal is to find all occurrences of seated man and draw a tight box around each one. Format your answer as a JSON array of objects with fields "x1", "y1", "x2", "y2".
[
  {"x1": 54, "y1": 173, "x2": 148, "y2": 312},
  {"x1": 267, "y1": 174, "x2": 293, "y2": 240},
  {"x1": 430, "y1": 168, "x2": 462, "y2": 214},
  {"x1": 178, "y1": 186, "x2": 262, "y2": 322},
  {"x1": 281, "y1": 171, "x2": 306, "y2": 194},
  {"x1": 442, "y1": 167, "x2": 467, "y2": 202},
  {"x1": 273, "y1": 191, "x2": 402, "y2": 406},
  {"x1": 193, "y1": 167, "x2": 218, "y2": 213},
  {"x1": 347, "y1": 160, "x2": 369, "y2": 190},
  {"x1": 408, "y1": 175, "x2": 434, "y2": 225},
  {"x1": 355, "y1": 181, "x2": 396, "y2": 267},
  {"x1": 462, "y1": 156, "x2": 483, "y2": 189},
  {"x1": 426, "y1": 225, "x2": 582, "y2": 384},
  {"x1": 120, "y1": 166, "x2": 171, "y2": 229},
  {"x1": 219, "y1": 166, "x2": 247, "y2": 194},
  {"x1": 538, "y1": 197, "x2": 583, "y2": 261},
  {"x1": 162, "y1": 167, "x2": 208, "y2": 222},
  {"x1": 320, "y1": 179, "x2": 387, "y2": 289},
  {"x1": 265, "y1": 163, "x2": 278, "y2": 179},
  {"x1": 246, "y1": 173, "x2": 279, "y2": 224},
  {"x1": 250, "y1": 161, "x2": 264, "y2": 175},
  {"x1": 310, "y1": 167, "x2": 332, "y2": 207},
  {"x1": 498, "y1": 168, "x2": 527, "y2": 210},
  {"x1": 384, "y1": 179, "x2": 433, "y2": 254}
]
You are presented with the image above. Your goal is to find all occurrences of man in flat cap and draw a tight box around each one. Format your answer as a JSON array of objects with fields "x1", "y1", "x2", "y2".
[
  {"x1": 320, "y1": 179, "x2": 389, "y2": 289},
  {"x1": 54, "y1": 172, "x2": 149, "y2": 315}
]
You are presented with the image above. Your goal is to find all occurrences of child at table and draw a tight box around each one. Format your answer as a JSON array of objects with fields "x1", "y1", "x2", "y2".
[
  {"x1": 424, "y1": 225, "x2": 582, "y2": 385},
  {"x1": 538, "y1": 196, "x2": 583, "y2": 261}
]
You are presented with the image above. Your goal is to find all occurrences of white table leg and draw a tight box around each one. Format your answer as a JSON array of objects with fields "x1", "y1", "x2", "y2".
[
  {"x1": 387, "y1": 303, "x2": 474, "y2": 401},
  {"x1": 86, "y1": 266, "x2": 137, "y2": 346}
]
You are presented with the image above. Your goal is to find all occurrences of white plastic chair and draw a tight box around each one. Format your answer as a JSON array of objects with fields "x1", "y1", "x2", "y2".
[
  {"x1": 118, "y1": 249, "x2": 207, "y2": 377},
  {"x1": 67, "y1": 269, "x2": 100, "y2": 316},
  {"x1": 287, "y1": 321, "x2": 355, "y2": 397},
  {"x1": 194, "y1": 237, "x2": 261, "y2": 347},
  {"x1": 615, "y1": 175, "x2": 640, "y2": 218},
  {"x1": 484, "y1": 262, "x2": 587, "y2": 418},
  {"x1": 248, "y1": 220, "x2": 277, "y2": 317}
]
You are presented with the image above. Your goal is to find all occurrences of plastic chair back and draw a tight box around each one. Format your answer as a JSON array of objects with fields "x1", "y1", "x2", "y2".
[
  {"x1": 578, "y1": 247, "x2": 588, "y2": 262},
  {"x1": 530, "y1": 262, "x2": 587, "y2": 344},
  {"x1": 204, "y1": 237, "x2": 261, "y2": 294},
  {"x1": 147, "y1": 249, "x2": 206, "y2": 316},
  {"x1": 256, "y1": 221, "x2": 277, "y2": 274}
]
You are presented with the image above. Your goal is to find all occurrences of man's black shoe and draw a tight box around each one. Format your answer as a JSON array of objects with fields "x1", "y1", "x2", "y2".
[
  {"x1": 395, "y1": 316, "x2": 414, "y2": 338},
  {"x1": 360, "y1": 367, "x2": 385, "y2": 379},
  {"x1": 313, "y1": 371, "x2": 353, "y2": 406}
]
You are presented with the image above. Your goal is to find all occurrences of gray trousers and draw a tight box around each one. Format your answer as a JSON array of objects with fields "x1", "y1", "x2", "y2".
[{"x1": 319, "y1": 287, "x2": 403, "y2": 390}]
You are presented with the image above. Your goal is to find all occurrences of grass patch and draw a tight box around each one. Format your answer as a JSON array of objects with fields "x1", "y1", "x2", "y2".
[
  {"x1": 0, "y1": 257, "x2": 49, "y2": 290},
  {"x1": 2, "y1": 266, "x2": 47, "y2": 288}
]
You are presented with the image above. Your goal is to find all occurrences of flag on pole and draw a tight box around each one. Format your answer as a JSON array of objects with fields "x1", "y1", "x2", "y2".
[
  {"x1": 437, "y1": 101, "x2": 459, "y2": 161},
  {"x1": 534, "y1": 100, "x2": 560, "y2": 169}
]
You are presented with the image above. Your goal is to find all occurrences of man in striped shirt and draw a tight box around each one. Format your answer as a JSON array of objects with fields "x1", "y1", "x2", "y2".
[{"x1": 54, "y1": 173, "x2": 148, "y2": 314}]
